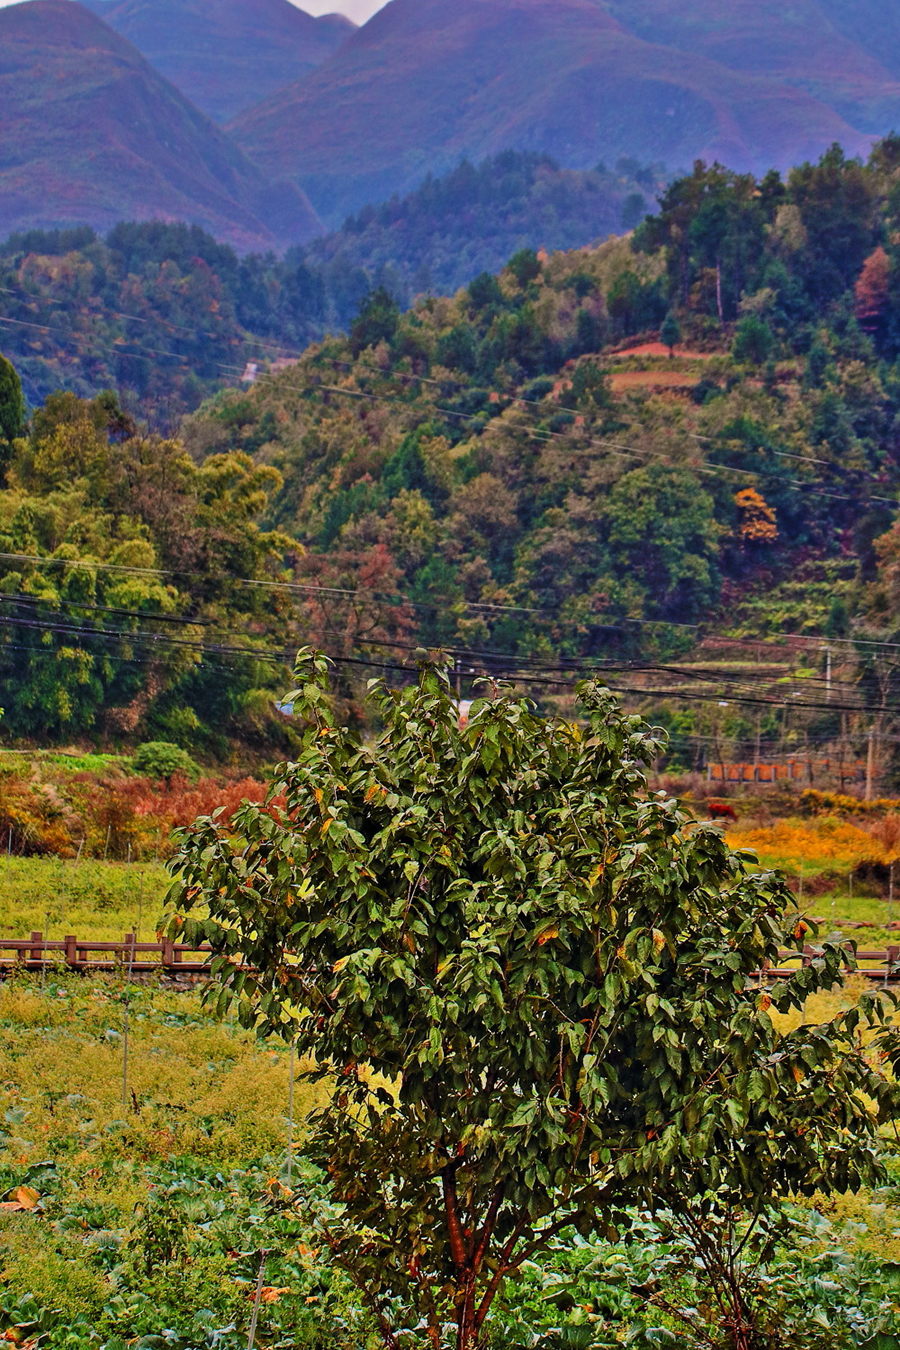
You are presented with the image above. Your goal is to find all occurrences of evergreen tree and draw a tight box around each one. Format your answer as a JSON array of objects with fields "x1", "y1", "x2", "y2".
[
  {"x1": 350, "y1": 286, "x2": 400, "y2": 357},
  {"x1": 0, "y1": 353, "x2": 26, "y2": 471},
  {"x1": 660, "y1": 310, "x2": 681, "y2": 356},
  {"x1": 732, "y1": 315, "x2": 775, "y2": 365}
]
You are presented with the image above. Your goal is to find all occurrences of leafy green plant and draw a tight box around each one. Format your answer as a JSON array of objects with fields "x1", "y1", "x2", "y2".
[
  {"x1": 132, "y1": 742, "x2": 199, "y2": 785},
  {"x1": 170, "y1": 652, "x2": 900, "y2": 1350},
  {"x1": 127, "y1": 1190, "x2": 191, "y2": 1277},
  {"x1": 660, "y1": 310, "x2": 681, "y2": 356}
]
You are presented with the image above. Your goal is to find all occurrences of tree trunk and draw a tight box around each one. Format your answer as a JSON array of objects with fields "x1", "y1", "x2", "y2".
[{"x1": 725, "y1": 1288, "x2": 757, "y2": 1350}]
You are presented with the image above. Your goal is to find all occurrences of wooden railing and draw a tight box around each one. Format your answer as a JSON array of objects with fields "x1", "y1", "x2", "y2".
[
  {"x1": 2, "y1": 933, "x2": 215, "y2": 974},
  {"x1": 757, "y1": 944, "x2": 900, "y2": 982},
  {"x1": 0, "y1": 936, "x2": 898, "y2": 981}
]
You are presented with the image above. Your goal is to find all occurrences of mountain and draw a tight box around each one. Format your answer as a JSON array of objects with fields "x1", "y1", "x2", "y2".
[
  {"x1": 0, "y1": 0, "x2": 322, "y2": 251},
  {"x1": 602, "y1": 0, "x2": 900, "y2": 134},
  {"x1": 816, "y1": 0, "x2": 900, "y2": 81},
  {"x1": 79, "y1": 0, "x2": 356, "y2": 123},
  {"x1": 229, "y1": 0, "x2": 899, "y2": 224}
]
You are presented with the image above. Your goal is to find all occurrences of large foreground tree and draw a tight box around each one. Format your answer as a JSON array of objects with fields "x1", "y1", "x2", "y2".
[{"x1": 170, "y1": 654, "x2": 899, "y2": 1350}]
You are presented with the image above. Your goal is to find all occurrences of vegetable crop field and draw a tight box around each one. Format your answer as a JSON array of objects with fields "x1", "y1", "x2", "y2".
[
  {"x1": 0, "y1": 973, "x2": 894, "y2": 1350},
  {"x1": 0, "y1": 813, "x2": 899, "y2": 1348}
]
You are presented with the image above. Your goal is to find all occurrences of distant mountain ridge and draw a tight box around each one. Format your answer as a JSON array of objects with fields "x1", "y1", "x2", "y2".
[
  {"x1": 79, "y1": 0, "x2": 356, "y2": 123},
  {"x1": 229, "y1": 0, "x2": 900, "y2": 224},
  {"x1": 7, "y1": 0, "x2": 900, "y2": 255},
  {"x1": 0, "y1": 150, "x2": 661, "y2": 415},
  {"x1": 0, "y1": 0, "x2": 322, "y2": 250},
  {"x1": 601, "y1": 0, "x2": 900, "y2": 133}
]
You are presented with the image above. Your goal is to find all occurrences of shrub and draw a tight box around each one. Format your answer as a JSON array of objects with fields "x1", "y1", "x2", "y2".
[
  {"x1": 801, "y1": 788, "x2": 900, "y2": 816},
  {"x1": 131, "y1": 742, "x2": 199, "y2": 785}
]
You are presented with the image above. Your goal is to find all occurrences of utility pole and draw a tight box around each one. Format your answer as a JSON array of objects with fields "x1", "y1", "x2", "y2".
[
  {"x1": 866, "y1": 724, "x2": 876, "y2": 802},
  {"x1": 824, "y1": 645, "x2": 832, "y2": 702}
]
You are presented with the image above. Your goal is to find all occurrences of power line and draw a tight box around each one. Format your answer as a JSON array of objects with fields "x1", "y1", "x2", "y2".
[
  {"x1": 4, "y1": 271, "x2": 895, "y2": 505},
  {"x1": 0, "y1": 278, "x2": 306, "y2": 361},
  {"x1": 0, "y1": 597, "x2": 897, "y2": 719},
  {"x1": 0, "y1": 313, "x2": 208, "y2": 370},
  {"x1": 5, "y1": 548, "x2": 900, "y2": 673},
  {"x1": 247, "y1": 358, "x2": 900, "y2": 512}
]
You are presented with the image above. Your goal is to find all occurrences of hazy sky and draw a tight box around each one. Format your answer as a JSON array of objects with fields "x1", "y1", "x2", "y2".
[
  {"x1": 294, "y1": 0, "x2": 389, "y2": 20},
  {"x1": 0, "y1": 0, "x2": 393, "y2": 21}
]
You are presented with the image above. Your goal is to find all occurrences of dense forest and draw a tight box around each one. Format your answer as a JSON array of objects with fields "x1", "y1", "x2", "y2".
[
  {"x1": 0, "y1": 152, "x2": 661, "y2": 420},
  {"x1": 5, "y1": 140, "x2": 900, "y2": 773}
]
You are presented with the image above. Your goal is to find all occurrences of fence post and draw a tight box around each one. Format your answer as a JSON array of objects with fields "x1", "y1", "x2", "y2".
[
  {"x1": 122, "y1": 931, "x2": 137, "y2": 1107},
  {"x1": 64, "y1": 935, "x2": 77, "y2": 970},
  {"x1": 162, "y1": 938, "x2": 174, "y2": 970},
  {"x1": 29, "y1": 931, "x2": 42, "y2": 966}
]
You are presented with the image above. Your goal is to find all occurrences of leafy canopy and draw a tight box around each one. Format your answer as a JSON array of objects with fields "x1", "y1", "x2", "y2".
[
  {"x1": 170, "y1": 655, "x2": 899, "y2": 1350},
  {"x1": 0, "y1": 389, "x2": 298, "y2": 751},
  {"x1": 131, "y1": 741, "x2": 199, "y2": 784},
  {"x1": 0, "y1": 353, "x2": 25, "y2": 468}
]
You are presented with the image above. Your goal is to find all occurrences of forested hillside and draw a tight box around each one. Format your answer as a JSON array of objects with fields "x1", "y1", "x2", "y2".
[
  {"x1": 5, "y1": 139, "x2": 900, "y2": 773},
  {"x1": 303, "y1": 153, "x2": 666, "y2": 306},
  {"x1": 0, "y1": 382, "x2": 303, "y2": 756},
  {"x1": 0, "y1": 154, "x2": 660, "y2": 417}
]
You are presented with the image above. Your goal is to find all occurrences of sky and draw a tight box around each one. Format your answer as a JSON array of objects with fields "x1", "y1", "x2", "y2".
[
  {"x1": 294, "y1": 0, "x2": 389, "y2": 20},
  {"x1": 0, "y1": 0, "x2": 392, "y2": 20}
]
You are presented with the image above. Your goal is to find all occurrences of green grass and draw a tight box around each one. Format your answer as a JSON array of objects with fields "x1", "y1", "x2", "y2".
[
  {"x1": 0, "y1": 976, "x2": 341, "y2": 1349},
  {"x1": 0, "y1": 859, "x2": 171, "y2": 943},
  {"x1": 800, "y1": 891, "x2": 900, "y2": 955},
  {"x1": 0, "y1": 750, "x2": 130, "y2": 776}
]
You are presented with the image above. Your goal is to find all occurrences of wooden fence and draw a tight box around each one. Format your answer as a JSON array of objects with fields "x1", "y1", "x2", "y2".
[
  {"x1": 1, "y1": 933, "x2": 215, "y2": 974},
  {"x1": 0, "y1": 934, "x2": 899, "y2": 982},
  {"x1": 767, "y1": 945, "x2": 900, "y2": 981}
]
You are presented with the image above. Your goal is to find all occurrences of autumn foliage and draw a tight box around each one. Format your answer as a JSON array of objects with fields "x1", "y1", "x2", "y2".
[
  {"x1": 732, "y1": 816, "x2": 900, "y2": 876},
  {"x1": 0, "y1": 768, "x2": 268, "y2": 859},
  {"x1": 734, "y1": 488, "x2": 778, "y2": 544},
  {"x1": 854, "y1": 246, "x2": 891, "y2": 332}
]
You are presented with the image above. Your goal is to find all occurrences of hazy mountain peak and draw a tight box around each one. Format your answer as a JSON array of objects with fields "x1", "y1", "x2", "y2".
[
  {"x1": 230, "y1": 0, "x2": 885, "y2": 225},
  {"x1": 79, "y1": 0, "x2": 354, "y2": 121},
  {"x1": 0, "y1": 0, "x2": 323, "y2": 250}
]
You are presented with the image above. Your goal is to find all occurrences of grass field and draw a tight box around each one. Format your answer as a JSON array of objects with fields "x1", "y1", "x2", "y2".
[
  {"x1": 0, "y1": 860, "x2": 172, "y2": 944},
  {"x1": 0, "y1": 975, "x2": 340, "y2": 1349}
]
